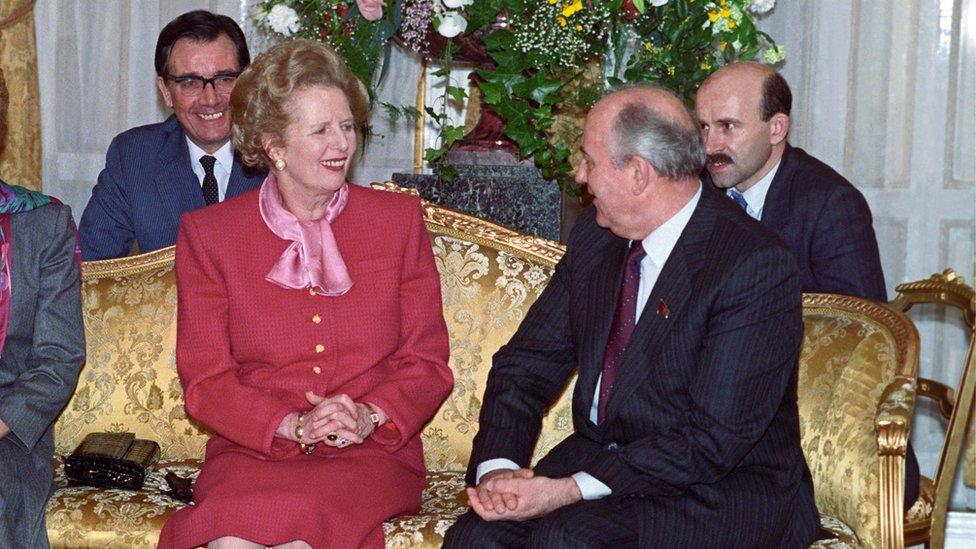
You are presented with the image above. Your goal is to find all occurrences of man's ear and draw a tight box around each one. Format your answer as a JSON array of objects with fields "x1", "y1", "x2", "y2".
[
  {"x1": 768, "y1": 113, "x2": 790, "y2": 146},
  {"x1": 629, "y1": 155, "x2": 652, "y2": 195},
  {"x1": 156, "y1": 76, "x2": 174, "y2": 109}
]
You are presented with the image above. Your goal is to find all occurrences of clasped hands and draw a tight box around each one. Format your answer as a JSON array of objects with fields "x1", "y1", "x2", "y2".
[
  {"x1": 466, "y1": 468, "x2": 582, "y2": 522},
  {"x1": 277, "y1": 391, "x2": 380, "y2": 449}
]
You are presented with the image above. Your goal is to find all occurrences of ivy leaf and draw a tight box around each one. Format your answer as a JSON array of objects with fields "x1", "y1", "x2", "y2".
[
  {"x1": 478, "y1": 81, "x2": 506, "y2": 104},
  {"x1": 442, "y1": 125, "x2": 466, "y2": 149},
  {"x1": 446, "y1": 85, "x2": 467, "y2": 105},
  {"x1": 424, "y1": 106, "x2": 444, "y2": 124}
]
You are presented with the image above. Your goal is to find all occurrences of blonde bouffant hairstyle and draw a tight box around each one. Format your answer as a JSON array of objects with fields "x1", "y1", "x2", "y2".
[{"x1": 230, "y1": 39, "x2": 370, "y2": 169}]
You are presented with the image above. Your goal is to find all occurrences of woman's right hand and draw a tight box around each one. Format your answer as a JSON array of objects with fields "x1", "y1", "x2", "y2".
[{"x1": 302, "y1": 391, "x2": 364, "y2": 446}]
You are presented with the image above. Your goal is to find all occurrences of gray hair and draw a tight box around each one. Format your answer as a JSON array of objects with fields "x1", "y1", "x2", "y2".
[{"x1": 608, "y1": 93, "x2": 705, "y2": 181}]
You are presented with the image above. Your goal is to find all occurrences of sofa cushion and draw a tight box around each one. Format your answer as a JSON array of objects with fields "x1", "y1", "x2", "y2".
[
  {"x1": 420, "y1": 228, "x2": 575, "y2": 470},
  {"x1": 46, "y1": 458, "x2": 197, "y2": 548},
  {"x1": 55, "y1": 250, "x2": 209, "y2": 463}
]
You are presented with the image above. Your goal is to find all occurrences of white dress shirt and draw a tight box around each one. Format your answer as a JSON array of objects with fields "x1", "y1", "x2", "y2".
[
  {"x1": 477, "y1": 183, "x2": 703, "y2": 500},
  {"x1": 725, "y1": 159, "x2": 781, "y2": 221},
  {"x1": 187, "y1": 139, "x2": 233, "y2": 202}
]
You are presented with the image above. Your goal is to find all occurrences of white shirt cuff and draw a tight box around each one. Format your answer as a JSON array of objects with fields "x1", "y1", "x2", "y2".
[
  {"x1": 476, "y1": 458, "x2": 520, "y2": 484},
  {"x1": 571, "y1": 471, "x2": 612, "y2": 500}
]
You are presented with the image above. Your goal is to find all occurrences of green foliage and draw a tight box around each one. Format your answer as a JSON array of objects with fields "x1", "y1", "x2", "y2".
[{"x1": 256, "y1": 0, "x2": 781, "y2": 192}]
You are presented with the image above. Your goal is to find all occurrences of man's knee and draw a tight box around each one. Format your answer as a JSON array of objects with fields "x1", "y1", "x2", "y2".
[
  {"x1": 443, "y1": 510, "x2": 525, "y2": 549},
  {"x1": 526, "y1": 506, "x2": 636, "y2": 549}
]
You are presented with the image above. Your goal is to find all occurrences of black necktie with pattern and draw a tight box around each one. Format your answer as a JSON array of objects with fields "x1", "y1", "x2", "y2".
[{"x1": 200, "y1": 155, "x2": 219, "y2": 205}]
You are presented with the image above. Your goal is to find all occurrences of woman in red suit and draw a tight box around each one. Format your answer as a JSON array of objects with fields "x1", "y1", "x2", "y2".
[{"x1": 157, "y1": 40, "x2": 453, "y2": 549}]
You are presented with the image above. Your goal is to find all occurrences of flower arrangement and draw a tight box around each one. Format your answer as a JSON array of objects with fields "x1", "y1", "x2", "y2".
[{"x1": 255, "y1": 0, "x2": 783, "y2": 187}]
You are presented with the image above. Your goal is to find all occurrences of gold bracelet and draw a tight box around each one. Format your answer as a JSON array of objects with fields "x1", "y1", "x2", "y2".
[{"x1": 294, "y1": 412, "x2": 305, "y2": 441}]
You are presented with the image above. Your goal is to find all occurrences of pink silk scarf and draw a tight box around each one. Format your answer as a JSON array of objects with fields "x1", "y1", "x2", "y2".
[{"x1": 258, "y1": 174, "x2": 353, "y2": 296}]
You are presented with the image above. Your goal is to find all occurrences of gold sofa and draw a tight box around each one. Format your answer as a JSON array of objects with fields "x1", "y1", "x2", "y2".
[{"x1": 47, "y1": 189, "x2": 916, "y2": 548}]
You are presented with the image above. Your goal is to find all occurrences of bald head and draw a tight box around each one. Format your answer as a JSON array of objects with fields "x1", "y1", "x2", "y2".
[{"x1": 700, "y1": 61, "x2": 791, "y2": 122}]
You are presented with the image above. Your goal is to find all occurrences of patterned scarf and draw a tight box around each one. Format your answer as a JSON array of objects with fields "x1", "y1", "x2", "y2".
[{"x1": 0, "y1": 181, "x2": 56, "y2": 356}]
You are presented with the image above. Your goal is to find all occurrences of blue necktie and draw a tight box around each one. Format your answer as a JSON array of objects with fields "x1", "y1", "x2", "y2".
[{"x1": 727, "y1": 189, "x2": 749, "y2": 212}]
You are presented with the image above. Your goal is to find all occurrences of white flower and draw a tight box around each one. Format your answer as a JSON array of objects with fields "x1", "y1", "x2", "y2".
[
  {"x1": 650, "y1": 0, "x2": 670, "y2": 6},
  {"x1": 436, "y1": 12, "x2": 468, "y2": 38},
  {"x1": 750, "y1": 0, "x2": 776, "y2": 15},
  {"x1": 267, "y1": 4, "x2": 301, "y2": 37},
  {"x1": 762, "y1": 44, "x2": 786, "y2": 64},
  {"x1": 441, "y1": 0, "x2": 474, "y2": 8}
]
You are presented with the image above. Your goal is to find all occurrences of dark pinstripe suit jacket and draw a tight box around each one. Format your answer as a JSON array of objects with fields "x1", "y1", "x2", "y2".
[
  {"x1": 79, "y1": 115, "x2": 265, "y2": 260},
  {"x1": 468, "y1": 187, "x2": 821, "y2": 547},
  {"x1": 0, "y1": 201, "x2": 85, "y2": 548}
]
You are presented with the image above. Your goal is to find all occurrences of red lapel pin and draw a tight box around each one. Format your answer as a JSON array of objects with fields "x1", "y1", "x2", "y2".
[{"x1": 657, "y1": 298, "x2": 670, "y2": 319}]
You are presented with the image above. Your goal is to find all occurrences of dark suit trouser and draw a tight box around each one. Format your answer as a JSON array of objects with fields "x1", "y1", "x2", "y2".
[
  {"x1": 0, "y1": 437, "x2": 53, "y2": 549},
  {"x1": 444, "y1": 498, "x2": 640, "y2": 549}
]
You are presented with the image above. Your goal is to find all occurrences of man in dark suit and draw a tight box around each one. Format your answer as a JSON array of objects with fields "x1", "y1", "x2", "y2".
[
  {"x1": 695, "y1": 61, "x2": 919, "y2": 508},
  {"x1": 444, "y1": 86, "x2": 820, "y2": 548},
  {"x1": 79, "y1": 10, "x2": 265, "y2": 260}
]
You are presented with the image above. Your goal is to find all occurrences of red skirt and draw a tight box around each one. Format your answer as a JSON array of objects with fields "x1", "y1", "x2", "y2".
[{"x1": 158, "y1": 450, "x2": 424, "y2": 549}]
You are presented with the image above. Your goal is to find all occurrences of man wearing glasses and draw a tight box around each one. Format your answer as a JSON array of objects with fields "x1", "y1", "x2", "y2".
[{"x1": 80, "y1": 10, "x2": 265, "y2": 260}]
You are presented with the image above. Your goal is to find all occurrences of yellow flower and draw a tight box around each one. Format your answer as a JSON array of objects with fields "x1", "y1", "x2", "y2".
[
  {"x1": 700, "y1": 60, "x2": 712, "y2": 70},
  {"x1": 548, "y1": 0, "x2": 557, "y2": 3},
  {"x1": 720, "y1": 6, "x2": 731, "y2": 18},
  {"x1": 667, "y1": 66, "x2": 676, "y2": 76},
  {"x1": 719, "y1": 40, "x2": 728, "y2": 51},
  {"x1": 708, "y1": 10, "x2": 719, "y2": 22},
  {"x1": 557, "y1": 15, "x2": 567, "y2": 26},
  {"x1": 562, "y1": 0, "x2": 583, "y2": 18},
  {"x1": 643, "y1": 41, "x2": 652, "y2": 52},
  {"x1": 728, "y1": 19, "x2": 736, "y2": 29},
  {"x1": 574, "y1": 23, "x2": 583, "y2": 31}
]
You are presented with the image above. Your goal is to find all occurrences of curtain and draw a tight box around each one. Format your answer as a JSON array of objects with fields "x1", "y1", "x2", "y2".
[{"x1": 0, "y1": 0, "x2": 40, "y2": 190}]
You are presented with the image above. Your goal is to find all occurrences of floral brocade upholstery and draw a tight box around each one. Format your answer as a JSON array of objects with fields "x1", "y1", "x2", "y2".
[{"x1": 48, "y1": 194, "x2": 913, "y2": 548}]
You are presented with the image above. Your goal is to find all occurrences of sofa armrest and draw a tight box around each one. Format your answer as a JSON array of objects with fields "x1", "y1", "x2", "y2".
[{"x1": 875, "y1": 375, "x2": 916, "y2": 549}]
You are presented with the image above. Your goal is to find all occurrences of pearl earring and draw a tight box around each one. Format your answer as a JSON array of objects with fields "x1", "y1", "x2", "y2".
[{"x1": 274, "y1": 158, "x2": 286, "y2": 171}]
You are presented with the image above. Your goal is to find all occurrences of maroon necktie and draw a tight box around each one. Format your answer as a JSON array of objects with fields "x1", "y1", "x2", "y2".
[{"x1": 598, "y1": 241, "x2": 646, "y2": 424}]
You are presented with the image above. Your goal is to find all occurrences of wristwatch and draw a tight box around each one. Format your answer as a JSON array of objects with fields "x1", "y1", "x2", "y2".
[{"x1": 366, "y1": 404, "x2": 381, "y2": 429}]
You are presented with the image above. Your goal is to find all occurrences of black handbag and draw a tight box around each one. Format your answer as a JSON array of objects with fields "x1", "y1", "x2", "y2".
[{"x1": 64, "y1": 432, "x2": 160, "y2": 490}]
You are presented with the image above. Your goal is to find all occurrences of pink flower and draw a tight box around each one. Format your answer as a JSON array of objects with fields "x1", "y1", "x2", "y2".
[{"x1": 356, "y1": 0, "x2": 384, "y2": 22}]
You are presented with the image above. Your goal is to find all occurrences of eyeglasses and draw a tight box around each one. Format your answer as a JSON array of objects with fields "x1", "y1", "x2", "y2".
[{"x1": 163, "y1": 71, "x2": 240, "y2": 96}]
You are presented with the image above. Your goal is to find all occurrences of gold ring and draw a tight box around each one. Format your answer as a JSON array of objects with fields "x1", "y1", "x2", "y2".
[{"x1": 326, "y1": 432, "x2": 338, "y2": 442}]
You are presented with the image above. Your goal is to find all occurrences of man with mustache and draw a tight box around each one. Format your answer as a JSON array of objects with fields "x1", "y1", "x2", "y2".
[
  {"x1": 695, "y1": 61, "x2": 919, "y2": 510},
  {"x1": 79, "y1": 10, "x2": 265, "y2": 260}
]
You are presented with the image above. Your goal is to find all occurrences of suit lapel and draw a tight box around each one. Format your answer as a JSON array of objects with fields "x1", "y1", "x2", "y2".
[
  {"x1": 759, "y1": 144, "x2": 798, "y2": 234},
  {"x1": 576, "y1": 237, "x2": 630, "y2": 412},
  {"x1": 227, "y1": 154, "x2": 263, "y2": 198},
  {"x1": 602, "y1": 190, "x2": 717, "y2": 423},
  {"x1": 154, "y1": 117, "x2": 205, "y2": 220}
]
